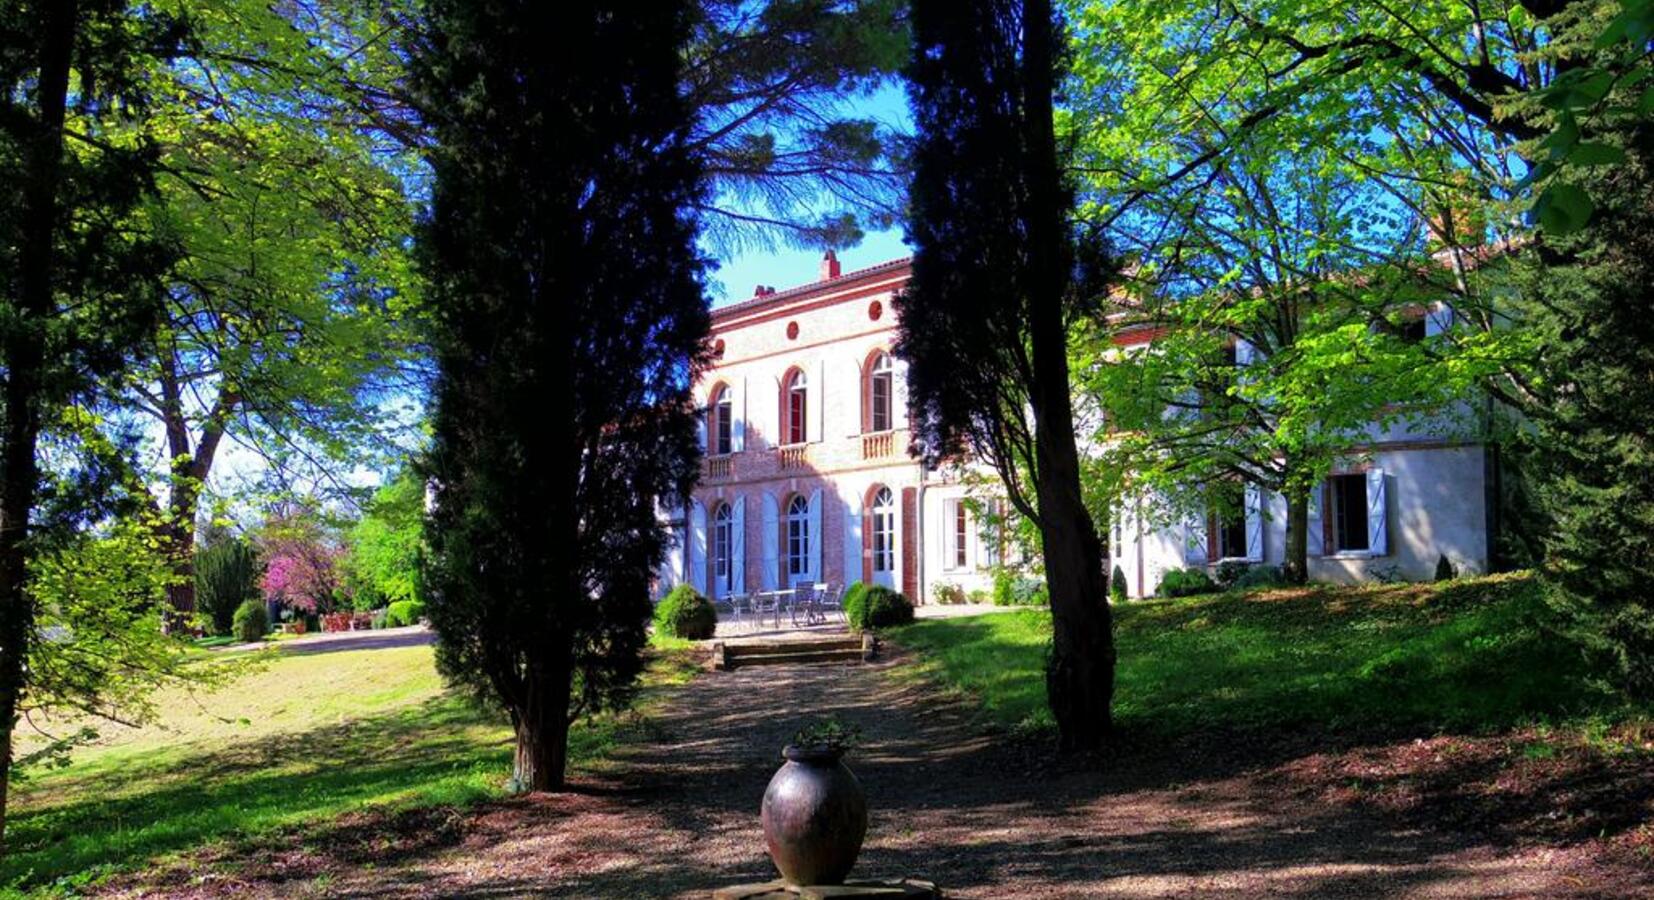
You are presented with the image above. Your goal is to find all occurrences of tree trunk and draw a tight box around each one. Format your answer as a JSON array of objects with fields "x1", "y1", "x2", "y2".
[
  {"x1": 1283, "y1": 487, "x2": 1309, "y2": 585},
  {"x1": 510, "y1": 660, "x2": 573, "y2": 792},
  {"x1": 0, "y1": 0, "x2": 78, "y2": 848},
  {"x1": 1022, "y1": 0, "x2": 1115, "y2": 752}
]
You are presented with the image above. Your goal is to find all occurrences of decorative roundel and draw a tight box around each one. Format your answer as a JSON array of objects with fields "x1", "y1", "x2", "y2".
[
  {"x1": 868, "y1": 300, "x2": 883, "y2": 321},
  {"x1": 713, "y1": 338, "x2": 725, "y2": 357},
  {"x1": 786, "y1": 321, "x2": 800, "y2": 340}
]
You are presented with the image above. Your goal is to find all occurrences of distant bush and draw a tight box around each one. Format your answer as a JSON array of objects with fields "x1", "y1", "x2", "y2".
[
  {"x1": 1156, "y1": 567, "x2": 1217, "y2": 598},
  {"x1": 1110, "y1": 565, "x2": 1128, "y2": 603},
  {"x1": 386, "y1": 599, "x2": 428, "y2": 628},
  {"x1": 653, "y1": 585, "x2": 715, "y2": 640},
  {"x1": 992, "y1": 568, "x2": 1048, "y2": 606},
  {"x1": 1232, "y1": 565, "x2": 1285, "y2": 591},
  {"x1": 850, "y1": 585, "x2": 913, "y2": 631},
  {"x1": 371, "y1": 608, "x2": 389, "y2": 630},
  {"x1": 1214, "y1": 560, "x2": 1251, "y2": 590},
  {"x1": 232, "y1": 599, "x2": 268, "y2": 643},
  {"x1": 1435, "y1": 554, "x2": 1457, "y2": 582},
  {"x1": 931, "y1": 582, "x2": 968, "y2": 605},
  {"x1": 196, "y1": 538, "x2": 261, "y2": 636},
  {"x1": 968, "y1": 588, "x2": 991, "y2": 604}
]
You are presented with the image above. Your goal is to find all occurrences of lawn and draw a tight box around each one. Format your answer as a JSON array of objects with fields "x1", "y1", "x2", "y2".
[
  {"x1": 892, "y1": 572, "x2": 1639, "y2": 739},
  {"x1": 4, "y1": 636, "x2": 699, "y2": 896}
]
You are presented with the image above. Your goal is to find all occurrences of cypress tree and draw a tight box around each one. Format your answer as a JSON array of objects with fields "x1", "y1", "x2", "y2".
[
  {"x1": 411, "y1": 0, "x2": 710, "y2": 791},
  {"x1": 196, "y1": 537, "x2": 260, "y2": 636},
  {"x1": 897, "y1": 0, "x2": 1117, "y2": 751}
]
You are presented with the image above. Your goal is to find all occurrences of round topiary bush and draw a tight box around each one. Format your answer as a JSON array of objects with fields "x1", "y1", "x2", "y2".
[
  {"x1": 654, "y1": 584, "x2": 716, "y2": 639},
  {"x1": 849, "y1": 585, "x2": 913, "y2": 631},
  {"x1": 232, "y1": 599, "x2": 268, "y2": 643},
  {"x1": 841, "y1": 581, "x2": 869, "y2": 628},
  {"x1": 386, "y1": 599, "x2": 428, "y2": 627}
]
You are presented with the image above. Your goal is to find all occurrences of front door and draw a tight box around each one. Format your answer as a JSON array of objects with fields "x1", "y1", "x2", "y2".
[{"x1": 870, "y1": 487, "x2": 896, "y2": 589}]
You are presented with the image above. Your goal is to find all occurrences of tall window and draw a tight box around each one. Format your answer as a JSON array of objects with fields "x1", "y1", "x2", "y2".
[
  {"x1": 1329, "y1": 474, "x2": 1370, "y2": 552},
  {"x1": 785, "y1": 369, "x2": 808, "y2": 445},
  {"x1": 710, "y1": 386, "x2": 732, "y2": 455},
  {"x1": 952, "y1": 499, "x2": 972, "y2": 569},
  {"x1": 1216, "y1": 484, "x2": 1246, "y2": 559},
  {"x1": 712, "y1": 502, "x2": 733, "y2": 596},
  {"x1": 868, "y1": 352, "x2": 893, "y2": 432},
  {"x1": 786, "y1": 494, "x2": 810, "y2": 582},
  {"x1": 871, "y1": 487, "x2": 895, "y2": 574}
]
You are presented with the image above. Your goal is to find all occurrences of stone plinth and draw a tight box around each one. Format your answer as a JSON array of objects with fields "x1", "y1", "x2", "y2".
[{"x1": 713, "y1": 878, "x2": 941, "y2": 899}]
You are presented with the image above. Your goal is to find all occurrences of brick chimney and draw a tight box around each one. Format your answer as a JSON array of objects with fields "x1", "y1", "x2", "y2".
[{"x1": 819, "y1": 249, "x2": 841, "y2": 281}]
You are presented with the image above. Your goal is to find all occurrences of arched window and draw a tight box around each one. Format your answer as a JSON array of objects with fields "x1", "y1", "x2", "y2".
[
  {"x1": 712, "y1": 502, "x2": 733, "y2": 596},
  {"x1": 785, "y1": 494, "x2": 810, "y2": 584},
  {"x1": 867, "y1": 352, "x2": 893, "y2": 433},
  {"x1": 870, "y1": 486, "x2": 895, "y2": 580},
  {"x1": 709, "y1": 385, "x2": 732, "y2": 455},
  {"x1": 784, "y1": 369, "x2": 808, "y2": 445}
]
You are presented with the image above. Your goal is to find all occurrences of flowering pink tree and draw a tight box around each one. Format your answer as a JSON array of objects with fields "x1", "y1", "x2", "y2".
[{"x1": 258, "y1": 513, "x2": 349, "y2": 614}]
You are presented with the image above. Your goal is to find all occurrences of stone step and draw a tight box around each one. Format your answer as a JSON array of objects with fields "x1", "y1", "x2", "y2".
[
  {"x1": 725, "y1": 637, "x2": 863, "y2": 657},
  {"x1": 726, "y1": 648, "x2": 865, "y2": 668},
  {"x1": 708, "y1": 634, "x2": 877, "y2": 671}
]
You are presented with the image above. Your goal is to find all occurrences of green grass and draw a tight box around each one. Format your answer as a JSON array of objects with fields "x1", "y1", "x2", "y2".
[
  {"x1": 892, "y1": 573, "x2": 1637, "y2": 738},
  {"x1": 4, "y1": 641, "x2": 699, "y2": 896}
]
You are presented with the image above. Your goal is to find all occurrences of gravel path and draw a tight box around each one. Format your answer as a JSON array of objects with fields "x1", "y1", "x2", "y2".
[{"x1": 298, "y1": 652, "x2": 1645, "y2": 899}]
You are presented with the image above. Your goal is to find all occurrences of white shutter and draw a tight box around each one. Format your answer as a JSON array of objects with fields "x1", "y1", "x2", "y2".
[
  {"x1": 1426, "y1": 301, "x2": 1453, "y2": 336},
  {"x1": 761, "y1": 494, "x2": 779, "y2": 590},
  {"x1": 892, "y1": 355, "x2": 909, "y2": 430},
  {"x1": 845, "y1": 495, "x2": 863, "y2": 584},
  {"x1": 812, "y1": 358, "x2": 826, "y2": 443},
  {"x1": 1367, "y1": 468, "x2": 1389, "y2": 556},
  {"x1": 696, "y1": 404, "x2": 708, "y2": 453},
  {"x1": 730, "y1": 496, "x2": 746, "y2": 594},
  {"x1": 732, "y1": 377, "x2": 746, "y2": 452},
  {"x1": 1184, "y1": 510, "x2": 1209, "y2": 566},
  {"x1": 1235, "y1": 339, "x2": 1255, "y2": 365},
  {"x1": 689, "y1": 502, "x2": 707, "y2": 595},
  {"x1": 807, "y1": 489, "x2": 822, "y2": 581},
  {"x1": 849, "y1": 356, "x2": 863, "y2": 437},
  {"x1": 1244, "y1": 484, "x2": 1263, "y2": 562},
  {"x1": 1307, "y1": 482, "x2": 1325, "y2": 557}
]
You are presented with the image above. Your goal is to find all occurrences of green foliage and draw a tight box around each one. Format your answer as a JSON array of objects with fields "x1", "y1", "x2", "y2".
[
  {"x1": 1110, "y1": 564, "x2": 1128, "y2": 603},
  {"x1": 344, "y1": 471, "x2": 425, "y2": 611},
  {"x1": 849, "y1": 585, "x2": 913, "y2": 631},
  {"x1": 1436, "y1": 554, "x2": 1458, "y2": 582},
  {"x1": 385, "y1": 599, "x2": 428, "y2": 629},
  {"x1": 1213, "y1": 561, "x2": 1250, "y2": 591},
  {"x1": 1156, "y1": 568, "x2": 1217, "y2": 599},
  {"x1": 790, "y1": 715, "x2": 863, "y2": 752},
  {"x1": 1232, "y1": 565, "x2": 1285, "y2": 591},
  {"x1": 842, "y1": 582, "x2": 870, "y2": 629},
  {"x1": 931, "y1": 582, "x2": 968, "y2": 605},
  {"x1": 652, "y1": 585, "x2": 716, "y2": 640},
  {"x1": 232, "y1": 600, "x2": 268, "y2": 643},
  {"x1": 196, "y1": 537, "x2": 260, "y2": 636},
  {"x1": 992, "y1": 567, "x2": 1049, "y2": 606},
  {"x1": 893, "y1": 574, "x2": 1634, "y2": 737}
]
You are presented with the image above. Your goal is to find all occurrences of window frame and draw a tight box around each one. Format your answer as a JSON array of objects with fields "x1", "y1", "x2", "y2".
[
  {"x1": 868, "y1": 352, "x2": 893, "y2": 434},
  {"x1": 1328, "y1": 473, "x2": 1371, "y2": 554},
  {"x1": 711, "y1": 502, "x2": 733, "y2": 596},
  {"x1": 710, "y1": 385, "x2": 732, "y2": 456},
  {"x1": 785, "y1": 494, "x2": 810, "y2": 580},
  {"x1": 784, "y1": 368, "x2": 808, "y2": 445},
  {"x1": 870, "y1": 487, "x2": 895, "y2": 574}
]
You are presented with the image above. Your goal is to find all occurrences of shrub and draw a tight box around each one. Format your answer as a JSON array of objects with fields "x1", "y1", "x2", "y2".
[
  {"x1": 1110, "y1": 564, "x2": 1128, "y2": 603},
  {"x1": 968, "y1": 588, "x2": 991, "y2": 604},
  {"x1": 1156, "y1": 567, "x2": 1218, "y2": 598},
  {"x1": 991, "y1": 568, "x2": 1048, "y2": 606},
  {"x1": 370, "y1": 608, "x2": 389, "y2": 629},
  {"x1": 1232, "y1": 564, "x2": 1285, "y2": 591},
  {"x1": 1435, "y1": 553, "x2": 1457, "y2": 582},
  {"x1": 386, "y1": 599, "x2": 429, "y2": 627},
  {"x1": 653, "y1": 584, "x2": 716, "y2": 640},
  {"x1": 850, "y1": 585, "x2": 913, "y2": 630},
  {"x1": 232, "y1": 599, "x2": 268, "y2": 643},
  {"x1": 931, "y1": 582, "x2": 968, "y2": 605},
  {"x1": 1214, "y1": 560, "x2": 1250, "y2": 590},
  {"x1": 196, "y1": 538, "x2": 260, "y2": 636},
  {"x1": 842, "y1": 581, "x2": 870, "y2": 627}
]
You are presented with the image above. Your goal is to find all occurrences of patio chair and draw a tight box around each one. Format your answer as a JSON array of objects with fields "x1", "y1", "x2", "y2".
[
  {"x1": 714, "y1": 593, "x2": 744, "y2": 630},
  {"x1": 751, "y1": 590, "x2": 782, "y2": 630},
  {"x1": 790, "y1": 583, "x2": 826, "y2": 628},
  {"x1": 816, "y1": 583, "x2": 846, "y2": 624}
]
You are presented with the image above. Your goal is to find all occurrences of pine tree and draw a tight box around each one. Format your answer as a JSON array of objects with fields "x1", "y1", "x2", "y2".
[
  {"x1": 411, "y1": 0, "x2": 710, "y2": 791},
  {"x1": 896, "y1": 0, "x2": 1117, "y2": 751}
]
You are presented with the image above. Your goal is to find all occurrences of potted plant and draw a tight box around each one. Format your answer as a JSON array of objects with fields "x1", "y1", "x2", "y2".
[{"x1": 760, "y1": 718, "x2": 868, "y2": 886}]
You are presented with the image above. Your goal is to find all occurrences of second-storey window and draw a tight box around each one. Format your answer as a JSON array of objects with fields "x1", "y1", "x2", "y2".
[
  {"x1": 710, "y1": 385, "x2": 732, "y2": 455},
  {"x1": 868, "y1": 352, "x2": 892, "y2": 432},
  {"x1": 785, "y1": 369, "x2": 808, "y2": 445}
]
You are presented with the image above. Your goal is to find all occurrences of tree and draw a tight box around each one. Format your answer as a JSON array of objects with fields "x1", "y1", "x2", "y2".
[
  {"x1": 0, "y1": 0, "x2": 184, "y2": 845},
  {"x1": 343, "y1": 470, "x2": 424, "y2": 611},
  {"x1": 896, "y1": 0, "x2": 1118, "y2": 751},
  {"x1": 257, "y1": 511, "x2": 346, "y2": 615},
  {"x1": 412, "y1": 0, "x2": 710, "y2": 791},
  {"x1": 195, "y1": 532, "x2": 261, "y2": 635}
]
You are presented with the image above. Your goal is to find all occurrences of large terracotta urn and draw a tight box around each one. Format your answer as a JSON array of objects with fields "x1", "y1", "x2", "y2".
[{"x1": 760, "y1": 744, "x2": 868, "y2": 885}]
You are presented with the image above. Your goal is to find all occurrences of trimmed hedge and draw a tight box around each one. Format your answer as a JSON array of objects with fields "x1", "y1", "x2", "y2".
[
  {"x1": 1156, "y1": 567, "x2": 1218, "y2": 598},
  {"x1": 1110, "y1": 564, "x2": 1128, "y2": 603},
  {"x1": 848, "y1": 585, "x2": 913, "y2": 631},
  {"x1": 386, "y1": 599, "x2": 428, "y2": 627},
  {"x1": 654, "y1": 584, "x2": 716, "y2": 639},
  {"x1": 232, "y1": 599, "x2": 268, "y2": 643}
]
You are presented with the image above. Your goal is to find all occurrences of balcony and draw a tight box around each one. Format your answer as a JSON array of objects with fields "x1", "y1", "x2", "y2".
[
  {"x1": 704, "y1": 455, "x2": 734, "y2": 480},
  {"x1": 861, "y1": 431, "x2": 895, "y2": 460},
  {"x1": 777, "y1": 444, "x2": 810, "y2": 471}
]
